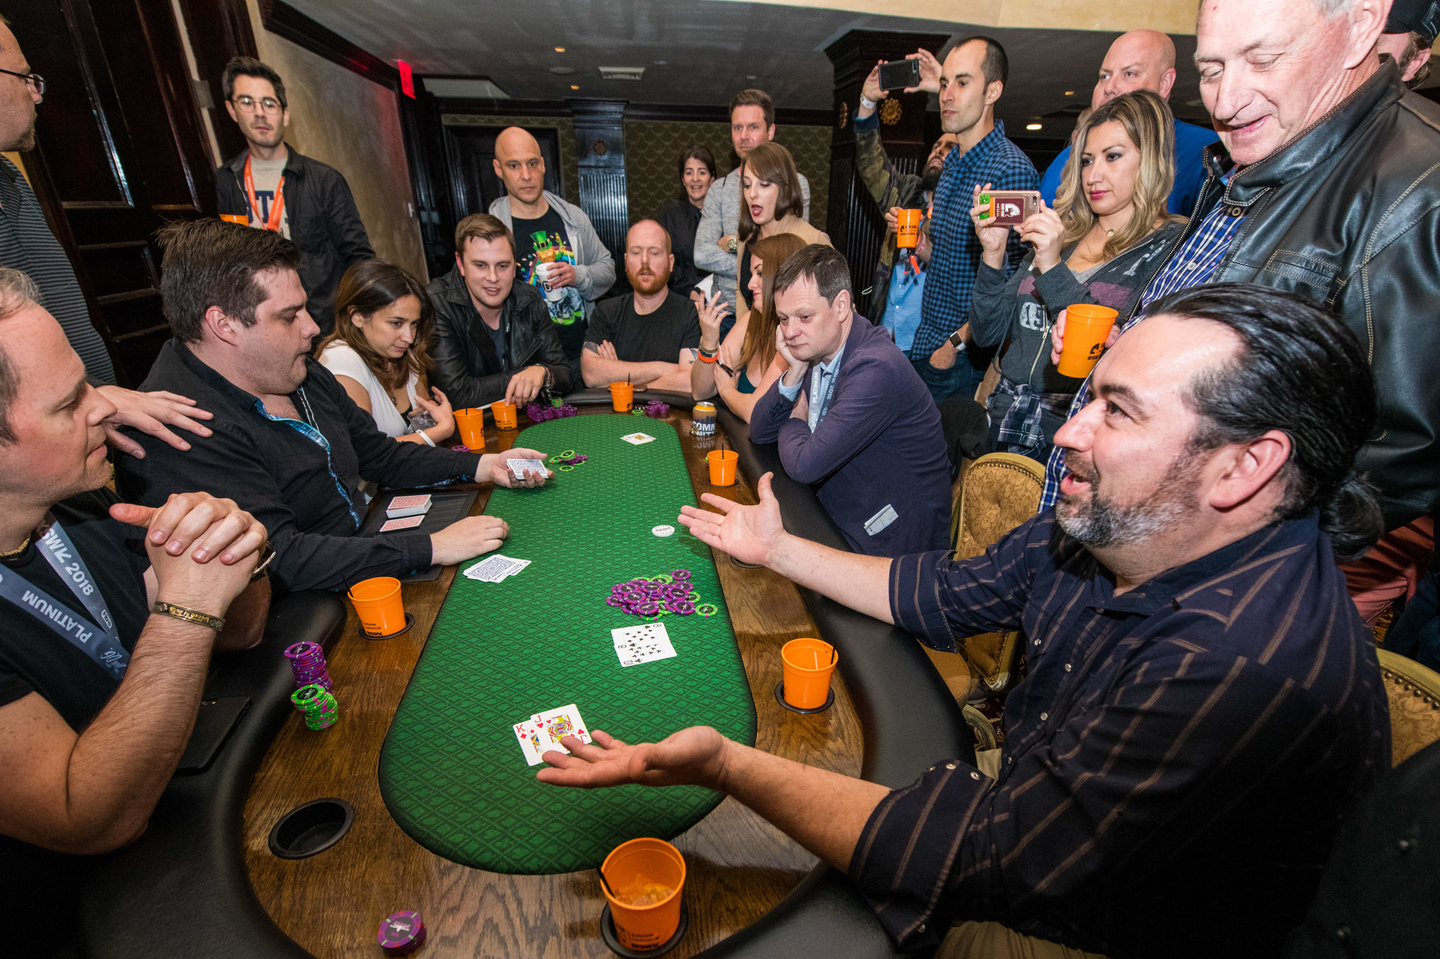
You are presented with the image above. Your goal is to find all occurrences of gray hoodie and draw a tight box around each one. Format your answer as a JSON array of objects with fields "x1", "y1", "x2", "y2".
[{"x1": 488, "y1": 190, "x2": 616, "y2": 318}]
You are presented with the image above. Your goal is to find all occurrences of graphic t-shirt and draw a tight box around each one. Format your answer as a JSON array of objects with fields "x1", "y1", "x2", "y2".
[
  {"x1": 246, "y1": 155, "x2": 292, "y2": 239},
  {"x1": 513, "y1": 207, "x2": 586, "y2": 357}
]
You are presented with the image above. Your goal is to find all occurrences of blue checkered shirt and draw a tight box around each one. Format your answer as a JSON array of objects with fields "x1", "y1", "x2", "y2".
[
  {"x1": 912, "y1": 121, "x2": 1037, "y2": 359},
  {"x1": 1038, "y1": 186, "x2": 1245, "y2": 511}
]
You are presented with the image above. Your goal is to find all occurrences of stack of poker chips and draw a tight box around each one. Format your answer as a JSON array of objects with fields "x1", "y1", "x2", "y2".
[
  {"x1": 644, "y1": 400, "x2": 670, "y2": 418},
  {"x1": 290, "y1": 683, "x2": 338, "y2": 730},
  {"x1": 377, "y1": 911, "x2": 427, "y2": 956},
  {"x1": 525, "y1": 403, "x2": 580, "y2": 423},
  {"x1": 284, "y1": 640, "x2": 332, "y2": 691},
  {"x1": 606, "y1": 569, "x2": 717, "y2": 618}
]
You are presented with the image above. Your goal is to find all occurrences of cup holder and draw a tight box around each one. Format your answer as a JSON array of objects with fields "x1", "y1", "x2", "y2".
[{"x1": 268, "y1": 797, "x2": 354, "y2": 859}]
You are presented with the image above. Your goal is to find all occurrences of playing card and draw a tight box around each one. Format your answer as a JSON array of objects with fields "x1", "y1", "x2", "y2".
[
  {"x1": 611, "y1": 622, "x2": 678, "y2": 667},
  {"x1": 386, "y1": 494, "x2": 432, "y2": 518},
  {"x1": 464, "y1": 554, "x2": 527, "y2": 582},
  {"x1": 621, "y1": 432, "x2": 655, "y2": 445},
  {"x1": 513, "y1": 704, "x2": 592, "y2": 765},
  {"x1": 379, "y1": 515, "x2": 425, "y2": 532},
  {"x1": 509, "y1": 458, "x2": 548, "y2": 479}
]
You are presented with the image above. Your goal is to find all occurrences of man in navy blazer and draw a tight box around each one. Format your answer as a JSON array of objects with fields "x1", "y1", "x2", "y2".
[{"x1": 750, "y1": 245, "x2": 952, "y2": 556}]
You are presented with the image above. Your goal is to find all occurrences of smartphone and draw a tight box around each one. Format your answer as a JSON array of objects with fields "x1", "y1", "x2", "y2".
[
  {"x1": 877, "y1": 59, "x2": 921, "y2": 92},
  {"x1": 978, "y1": 190, "x2": 1042, "y2": 225},
  {"x1": 176, "y1": 696, "x2": 250, "y2": 775}
]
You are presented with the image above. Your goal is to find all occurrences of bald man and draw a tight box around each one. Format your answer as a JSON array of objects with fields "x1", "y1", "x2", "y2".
[
  {"x1": 581, "y1": 220, "x2": 699, "y2": 393},
  {"x1": 488, "y1": 127, "x2": 615, "y2": 385},
  {"x1": 1038, "y1": 30, "x2": 1217, "y2": 217}
]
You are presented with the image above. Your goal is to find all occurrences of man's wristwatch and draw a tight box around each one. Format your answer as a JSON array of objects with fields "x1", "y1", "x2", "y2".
[
  {"x1": 726, "y1": 237, "x2": 738, "y2": 254},
  {"x1": 948, "y1": 330, "x2": 967, "y2": 350}
]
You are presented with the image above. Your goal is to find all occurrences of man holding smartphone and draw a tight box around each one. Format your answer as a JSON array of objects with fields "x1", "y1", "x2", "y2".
[{"x1": 901, "y1": 38, "x2": 1037, "y2": 404}]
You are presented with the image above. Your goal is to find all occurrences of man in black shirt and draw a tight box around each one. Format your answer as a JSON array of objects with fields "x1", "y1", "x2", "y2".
[
  {"x1": 117, "y1": 219, "x2": 550, "y2": 594},
  {"x1": 581, "y1": 220, "x2": 701, "y2": 392},
  {"x1": 428, "y1": 213, "x2": 570, "y2": 409},
  {"x1": 0, "y1": 271, "x2": 271, "y2": 943}
]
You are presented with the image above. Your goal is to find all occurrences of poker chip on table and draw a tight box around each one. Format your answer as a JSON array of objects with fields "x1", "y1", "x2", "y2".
[
  {"x1": 525, "y1": 402, "x2": 579, "y2": 423},
  {"x1": 291, "y1": 683, "x2": 339, "y2": 730},
  {"x1": 284, "y1": 641, "x2": 332, "y2": 691},
  {"x1": 606, "y1": 570, "x2": 705, "y2": 619},
  {"x1": 377, "y1": 910, "x2": 426, "y2": 955},
  {"x1": 643, "y1": 400, "x2": 670, "y2": 418}
]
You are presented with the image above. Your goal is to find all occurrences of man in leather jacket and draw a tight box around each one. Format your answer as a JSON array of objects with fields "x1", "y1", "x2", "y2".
[
  {"x1": 1043, "y1": 0, "x2": 1440, "y2": 620},
  {"x1": 427, "y1": 214, "x2": 571, "y2": 410}
]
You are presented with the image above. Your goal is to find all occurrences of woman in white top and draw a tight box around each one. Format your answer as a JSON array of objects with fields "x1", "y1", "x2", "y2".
[{"x1": 318, "y1": 259, "x2": 455, "y2": 446}]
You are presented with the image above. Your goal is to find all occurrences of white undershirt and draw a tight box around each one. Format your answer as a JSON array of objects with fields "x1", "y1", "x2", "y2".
[{"x1": 318, "y1": 342, "x2": 419, "y2": 438}]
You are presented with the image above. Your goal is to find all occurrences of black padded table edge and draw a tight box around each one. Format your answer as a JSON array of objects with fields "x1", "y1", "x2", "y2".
[
  {"x1": 693, "y1": 408, "x2": 973, "y2": 959},
  {"x1": 78, "y1": 590, "x2": 347, "y2": 959}
]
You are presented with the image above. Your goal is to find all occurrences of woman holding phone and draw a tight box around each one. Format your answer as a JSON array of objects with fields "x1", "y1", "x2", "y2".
[
  {"x1": 967, "y1": 89, "x2": 1185, "y2": 465},
  {"x1": 691, "y1": 232, "x2": 808, "y2": 422}
]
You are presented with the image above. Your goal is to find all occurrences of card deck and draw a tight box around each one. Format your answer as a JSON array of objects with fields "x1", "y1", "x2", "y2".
[
  {"x1": 611, "y1": 622, "x2": 677, "y2": 667},
  {"x1": 512, "y1": 703, "x2": 592, "y2": 765},
  {"x1": 509, "y1": 458, "x2": 548, "y2": 479},
  {"x1": 379, "y1": 515, "x2": 425, "y2": 533},
  {"x1": 386, "y1": 494, "x2": 432, "y2": 518},
  {"x1": 621, "y1": 432, "x2": 655, "y2": 445},
  {"x1": 464, "y1": 554, "x2": 531, "y2": 582}
]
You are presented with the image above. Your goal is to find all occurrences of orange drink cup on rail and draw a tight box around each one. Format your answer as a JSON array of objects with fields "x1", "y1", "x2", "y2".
[
  {"x1": 453, "y1": 408, "x2": 484, "y2": 448},
  {"x1": 348, "y1": 577, "x2": 406, "y2": 637},
  {"x1": 781, "y1": 638, "x2": 838, "y2": 710},
  {"x1": 609, "y1": 381, "x2": 634, "y2": 412},
  {"x1": 707, "y1": 449, "x2": 737, "y2": 486},
  {"x1": 490, "y1": 400, "x2": 518, "y2": 430},
  {"x1": 601, "y1": 838, "x2": 687, "y2": 950},
  {"x1": 1055, "y1": 304, "x2": 1119, "y2": 378},
  {"x1": 894, "y1": 208, "x2": 922, "y2": 249}
]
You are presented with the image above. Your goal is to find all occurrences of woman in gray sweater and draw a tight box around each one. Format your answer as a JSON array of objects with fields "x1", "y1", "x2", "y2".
[{"x1": 968, "y1": 90, "x2": 1187, "y2": 465}]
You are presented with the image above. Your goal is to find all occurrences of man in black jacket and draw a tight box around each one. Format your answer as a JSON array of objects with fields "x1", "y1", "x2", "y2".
[
  {"x1": 428, "y1": 214, "x2": 571, "y2": 409},
  {"x1": 215, "y1": 57, "x2": 373, "y2": 337},
  {"x1": 1043, "y1": 0, "x2": 1440, "y2": 624}
]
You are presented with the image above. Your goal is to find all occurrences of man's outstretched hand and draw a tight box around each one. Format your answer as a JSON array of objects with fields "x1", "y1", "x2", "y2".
[
  {"x1": 678, "y1": 470, "x2": 786, "y2": 567},
  {"x1": 536, "y1": 726, "x2": 730, "y2": 791}
]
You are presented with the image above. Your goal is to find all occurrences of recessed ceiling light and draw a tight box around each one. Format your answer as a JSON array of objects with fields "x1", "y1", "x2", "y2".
[
  {"x1": 570, "y1": 84, "x2": 580, "y2": 90},
  {"x1": 746, "y1": 75, "x2": 756, "y2": 80},
  {"x1": 555, "y1": 47, "x2": 566, "y2": 53},
  {"x1": 1026, "y1": 123, "x2": 1043, "y2": 130},
  {"x1": 1064, "y1": 90, "x2": 1074, "y2": 96}
]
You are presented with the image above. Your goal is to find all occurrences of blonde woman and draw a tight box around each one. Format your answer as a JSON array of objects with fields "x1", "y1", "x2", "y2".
[{"x1": 968, "y1": 89, "x2": 1186, "y2": 464}]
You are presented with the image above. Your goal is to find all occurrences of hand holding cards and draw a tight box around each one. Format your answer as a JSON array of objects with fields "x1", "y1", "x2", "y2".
[
  {"x1": 513, "y1": 703, "x2": 592, "y2": 765},
  {"x1": 509, "y1": 458, "x2": 548, "y2": 480}
]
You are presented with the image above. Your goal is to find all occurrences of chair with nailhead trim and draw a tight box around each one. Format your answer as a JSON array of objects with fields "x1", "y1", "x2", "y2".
[{"x1": 1376, "y1": 648, "x2": 1440, "y2": 767}]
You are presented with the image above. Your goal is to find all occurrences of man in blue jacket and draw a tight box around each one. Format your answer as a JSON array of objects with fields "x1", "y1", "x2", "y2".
[
  {"x1": 215, "y1": 57, "x2": 374, "y2": 337},
  {"x1": 750, "y1": 245, "x2": 950, "y2": 556}
]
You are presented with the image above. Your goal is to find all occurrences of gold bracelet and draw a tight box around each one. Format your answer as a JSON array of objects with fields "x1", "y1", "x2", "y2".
[{"x1": 151, "y1": 601, "x2": 226, "y2": 633}]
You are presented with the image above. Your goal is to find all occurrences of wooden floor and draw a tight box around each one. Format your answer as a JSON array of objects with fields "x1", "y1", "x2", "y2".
[{"x1": 242, "y1": 407, "x2": 865, "y2": 958}]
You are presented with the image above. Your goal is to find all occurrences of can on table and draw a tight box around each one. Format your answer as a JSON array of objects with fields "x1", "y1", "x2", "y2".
[{"x1": 692, "y1": 401, "x2": 716, "y2": 436}]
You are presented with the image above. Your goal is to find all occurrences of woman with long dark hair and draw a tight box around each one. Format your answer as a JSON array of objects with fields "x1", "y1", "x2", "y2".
[
  {"x1": 318, "y1": 259, "x2": 454, "y2": 446},
  {"x1": 653, "y1": 143, "x2": 715, "y2": 296}
]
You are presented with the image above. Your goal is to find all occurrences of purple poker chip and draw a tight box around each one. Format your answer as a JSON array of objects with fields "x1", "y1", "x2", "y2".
[
  {"x1": 377, "y1": 910, "x2": 426, "y2": 955},
  {"x1": 623, "y1": 590, "x2": 644, "y2": 603},
  {"x1": 637, "y1": 600, "x2": 660, "y2": 616},
  {"x1": 611, "y1": 583, "x2": 630, "y2": 594},
  {"x1": 606, "y1": 595, "x2": 624, "y2": 607},
  {"x1": 673, "y1": 601, "x2": 696, "y2": 615},
  {"x1": 672, "y1": 569, "x2": 692, "y2": 581}
]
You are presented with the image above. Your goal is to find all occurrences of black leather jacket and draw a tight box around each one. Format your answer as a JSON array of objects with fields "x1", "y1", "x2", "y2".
[
  {"x1": 426, "y1": 266, "x2": 571, "y2": 408},
  {"x1": 1128, "y1": 64, "x2": 1440, "y2": 530}
]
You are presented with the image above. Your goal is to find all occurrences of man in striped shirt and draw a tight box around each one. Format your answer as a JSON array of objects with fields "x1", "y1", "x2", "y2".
[{"x1": 542, "y1": 285, "x2": 1389, "y2": 959}]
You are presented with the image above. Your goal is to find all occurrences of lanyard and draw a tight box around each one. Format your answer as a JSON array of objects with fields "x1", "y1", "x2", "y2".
[
  {"x1": 0, "y1": 521, "x2": 129, "y2": 680},
  {"x1": 243, "y1": 154, "x2": 286, "y2": 232},
  {"x1": 809, "y1": 358, "x2": 840, "y2": 431}
]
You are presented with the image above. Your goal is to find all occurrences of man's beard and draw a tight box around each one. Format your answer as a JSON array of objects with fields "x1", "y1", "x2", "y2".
[
  {"x1": 1057, "y1": 446, "x2": 1205, "y2": 549},
  {"x1": 920, "y1": 163, "x2": 944, "y2": 193},
  {"x1": 629, "y1": 268, "x2": 668, "y2": 295}
]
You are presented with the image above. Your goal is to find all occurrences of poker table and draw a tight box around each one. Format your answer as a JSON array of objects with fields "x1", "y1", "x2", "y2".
[{"x1": 76, "y1": 392, "x2": 974, "y2": 959}]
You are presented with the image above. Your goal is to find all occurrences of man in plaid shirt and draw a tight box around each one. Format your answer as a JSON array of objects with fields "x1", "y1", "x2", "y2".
[{"x1": 905, "y1": 37, "x2": 1036, "y2": 403}]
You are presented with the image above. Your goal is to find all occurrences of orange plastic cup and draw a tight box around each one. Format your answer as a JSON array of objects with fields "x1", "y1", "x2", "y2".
[
  {"x1": 707, "y1": 449, "x2": 738, "y2": 486},
  {"x1": 781, "y1": 638, "x2": 838, "y2": 710},
  {"x1": 601, "y1": 838, "x2": 687, "y2": 950},
  {"x1": 348, "y1": 576, "x2": 406, "y2": 637},
  {"x1": 610, "y1": 382, "x2": 635, "y2": 412},
  {"x1": 490, "y1": 400, "x2": 518, "y2": 430},
  {"x1": 454, "y1": 407, "x2": 485, "y2": 448},
  {"x1": 219, "y1": 213, "x2": 248, "y2": 225},
  {"x1": 1056, "y1": 304, "x2": 1119, "y2": 378},
  {"x1": 895, "y1": 208, "x2": 922, "y2": 249}
]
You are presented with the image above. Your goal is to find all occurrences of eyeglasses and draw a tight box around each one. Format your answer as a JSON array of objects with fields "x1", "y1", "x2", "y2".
[
  {"x1": 0, "y1": 68, "x2": 44, "y2": 96},
  {"x1": 231, "y1": 95, "x2": 282, "y2": 114}
]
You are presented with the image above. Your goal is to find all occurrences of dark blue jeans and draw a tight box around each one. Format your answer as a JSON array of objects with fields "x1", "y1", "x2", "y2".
[{"x1": 911, "y1": 351, "x2": 986, "y2": 404}]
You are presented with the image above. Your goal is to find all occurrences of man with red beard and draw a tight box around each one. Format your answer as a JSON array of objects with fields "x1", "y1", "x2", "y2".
[{"x1": 581, "y1": 220, "x2": 701, "y2": 393}]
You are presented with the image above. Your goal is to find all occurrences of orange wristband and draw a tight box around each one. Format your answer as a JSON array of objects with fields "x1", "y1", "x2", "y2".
[{"x1": 698, "y1": 352, "x2": 720, "y2": 364}]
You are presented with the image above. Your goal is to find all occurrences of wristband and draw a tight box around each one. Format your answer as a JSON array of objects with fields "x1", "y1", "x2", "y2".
[
  {"x1": 250, "y1": 543, "x2": 276, "y2": 581},
  {"x1": 152, "y1": 601, "x2": 226, "y2": 633},
  {"x1": 859, "y1": 93, "x2": 877, "y2": 110},
  {"x1": 698, "y1": 344, "x2": 719, "y2": 357},
  {"x1": 417, "y1": 428, "x2": 436, "y2": 447},
  {"x1": 698, "y1": 352, "x2": 720, "y2": 364}
]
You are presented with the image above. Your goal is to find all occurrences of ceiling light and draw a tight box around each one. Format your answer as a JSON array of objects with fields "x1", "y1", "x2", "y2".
[
  {"x1": 746, "y1": 75, "x2": 756, "y2": 80},
  {"x1": 570, "y1": 84, "x2": 580, "y2": 90},
  {"x1": 554, "y1": 47, "x2": 566, "y2": 53},
  {"x1": 1064, "y1": 91, "x2": 1074, "y2": 96},
  {"x1": 1026, "y1": 123, "x2": 1043, "y2": 130}
]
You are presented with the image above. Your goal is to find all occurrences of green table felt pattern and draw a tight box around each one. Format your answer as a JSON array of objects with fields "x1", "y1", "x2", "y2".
[{"x1": 379, "y1": 414, "x2": 757, "y2": 874}]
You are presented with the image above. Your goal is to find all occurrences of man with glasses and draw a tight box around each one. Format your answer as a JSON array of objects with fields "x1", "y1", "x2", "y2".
[{"x1": 216, "y1": 57, "x2": 373, "y2": 336}]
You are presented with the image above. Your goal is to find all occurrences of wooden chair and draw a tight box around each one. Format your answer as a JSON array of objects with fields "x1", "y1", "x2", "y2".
[
  {"x1": 1377, "y1": 648, "x2": 1440, "y2": 766},
  {"x1": 922, "y1": 452, "x2": 1047, "y2": 704}
]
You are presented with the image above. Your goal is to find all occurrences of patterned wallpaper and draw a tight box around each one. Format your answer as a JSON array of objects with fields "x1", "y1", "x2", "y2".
[
  {"x1": 440, "y1": 114, "x2": 581, "y2": 207},
  {"x1": 625, "y1": 120, "x2": 832, "y2": 233}
]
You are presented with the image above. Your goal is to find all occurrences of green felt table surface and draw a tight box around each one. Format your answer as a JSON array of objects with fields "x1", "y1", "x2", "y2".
[{"x1": 379, "y1": 414, "x2": 757, "y2": 874}]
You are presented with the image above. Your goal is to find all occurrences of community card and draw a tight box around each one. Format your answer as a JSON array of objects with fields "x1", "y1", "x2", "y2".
[
  {"x1": 512, "y1": 717, "x2": 550, "y2": 765},
  {"x1": 379, "y1": 515, "x2": 425, "y2": 533},
  {"x1": 528, "y1": 704, "x2": 593, "y2": 755},
  {"x1": 621, "y1": 432, "x2": 656, "y2": 445},
  {"x1": 612, "y1": 622, "x2": 678, "y2": 667},
  {"x1": 386, "y1": 494, "x2": 432, "y2": 518},
  {"x1": 509, "y1": 458, "x2": 548, "y2": 480}
]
